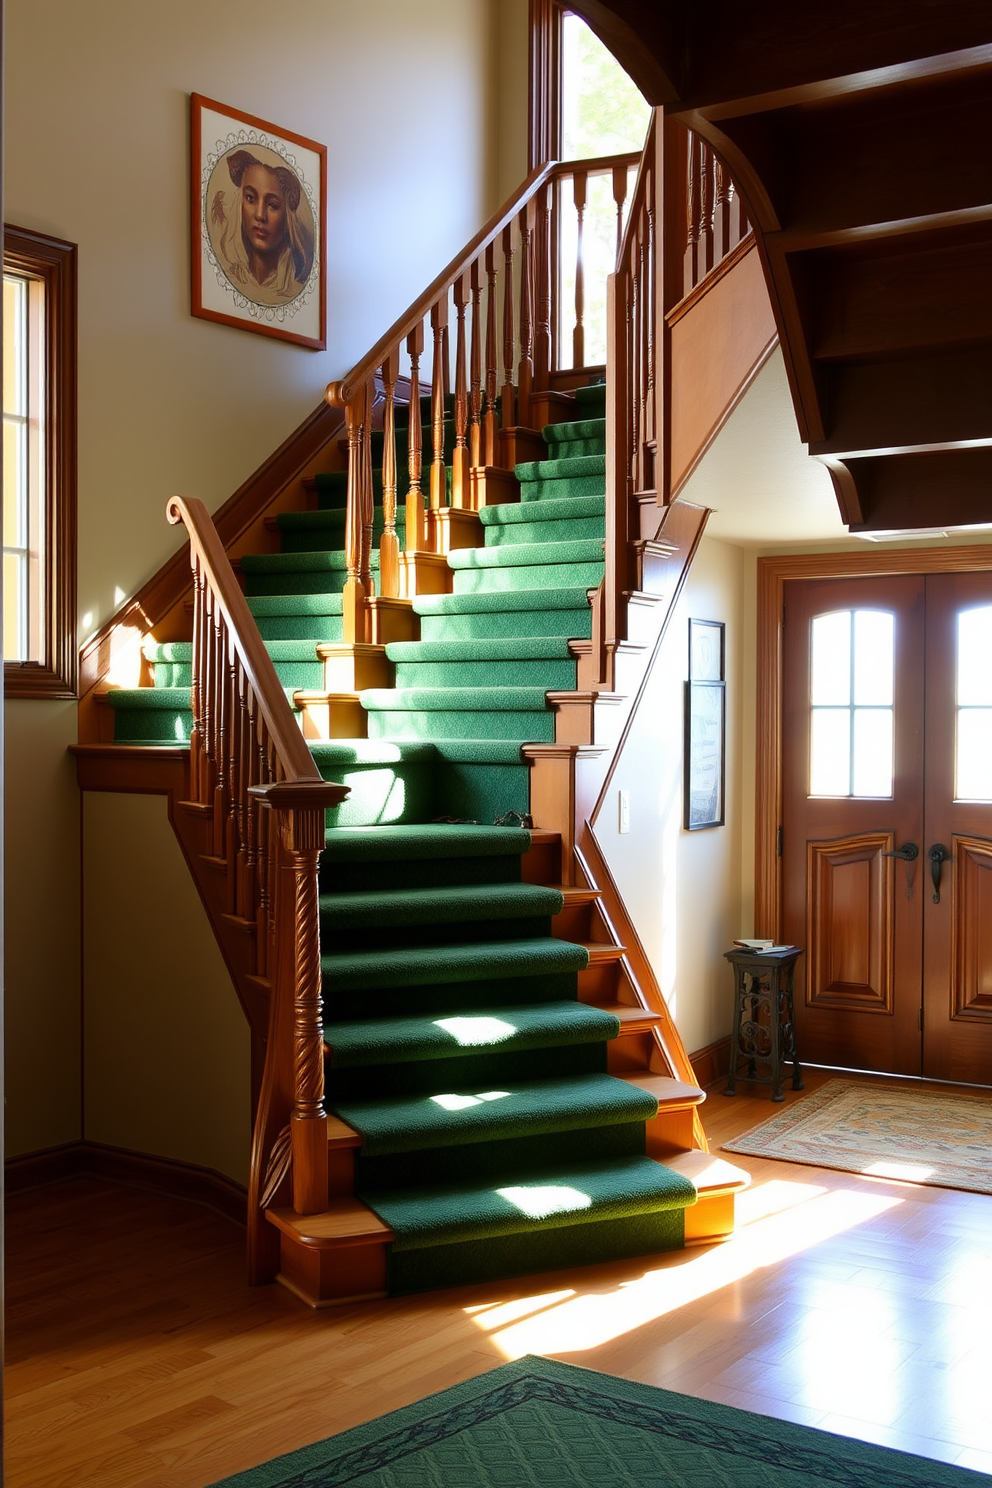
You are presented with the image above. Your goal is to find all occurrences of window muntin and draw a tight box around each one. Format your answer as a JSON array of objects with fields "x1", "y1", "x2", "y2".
[
  {"x1": 809, "y1": 609, "x2": 894, "y2": 798},
  {"x1": 955, "y1": 606, "x2": 992, "y2": 801}
]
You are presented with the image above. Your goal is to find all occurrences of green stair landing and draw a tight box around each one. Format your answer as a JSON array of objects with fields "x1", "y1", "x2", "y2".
[{"x1": 107, "y1": 380, "x2": 748, "y2": 1303}]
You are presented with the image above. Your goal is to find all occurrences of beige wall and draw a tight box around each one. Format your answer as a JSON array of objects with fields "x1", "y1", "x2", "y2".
[
  {"x1": 596, "y1": 536, "x2": 746, "y2": 1057},
  {"x1": 82, "y1": 794, "x2": 250, "y2": 1182},
  {"x1": 4, "y1": 701, "x2": 82, "y2": 1155},
  {"x1": 4, "y1": 0, "x2": 503, "y2": 1168}
]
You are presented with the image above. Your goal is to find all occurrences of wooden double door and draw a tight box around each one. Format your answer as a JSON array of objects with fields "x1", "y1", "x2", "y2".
[{"x1": 782, "y1": 571, "x2": 992, "y2": 1085}]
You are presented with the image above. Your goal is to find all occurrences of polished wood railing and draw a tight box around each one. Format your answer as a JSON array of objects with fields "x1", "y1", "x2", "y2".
[
  {"x1": 166, "y1": 495, "x2": 348, "y2": 1280},
  {"x1": 326, "y1": 152, "x2": 640, "y2": 644}
]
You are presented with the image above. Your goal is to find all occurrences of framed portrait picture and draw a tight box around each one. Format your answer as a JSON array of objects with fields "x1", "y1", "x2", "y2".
[
  {"x1": 190, "y1": 94, "x2": 326, "y2": 349},
  {"x1": 684, "y1": 619, "x2": 726, "y2": 830}
]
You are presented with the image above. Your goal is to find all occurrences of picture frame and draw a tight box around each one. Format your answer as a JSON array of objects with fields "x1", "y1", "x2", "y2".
[
  {"x1": 684, "y1": 619, "x2": 726, "y2": 830},
  {"x1": 190, "y1": 94, "x2": 326, "y2": 349}
]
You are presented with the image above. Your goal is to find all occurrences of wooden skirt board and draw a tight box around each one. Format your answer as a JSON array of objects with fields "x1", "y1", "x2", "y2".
[{"x1": 780, "y1": 570, "x2": 992, "y2": 1085}]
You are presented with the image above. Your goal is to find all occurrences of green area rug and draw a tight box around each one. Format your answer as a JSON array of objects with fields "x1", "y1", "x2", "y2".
[{"x1": 207, "y1": 1356, "x2": 989, "y2": 1486}]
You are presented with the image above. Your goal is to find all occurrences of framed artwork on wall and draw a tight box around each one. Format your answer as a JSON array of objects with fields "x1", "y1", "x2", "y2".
[
  {"x1": 190, "y1": 94, "x2": 326, "y2": 349},
  {"x1": 684, "y1": 618, "x2": 726, "y2": 830}
]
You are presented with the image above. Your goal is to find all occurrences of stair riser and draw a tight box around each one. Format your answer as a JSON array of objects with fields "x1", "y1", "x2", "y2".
[
  {"x1": 321, "y1": 969, "x2": 581, "y2": 1022},
  {"x1": 417, "y1": 609, "x2": 592, "y2": 642},
  {"x1": 543, "y1": 437, "x2": 607, "y2": 459},
  {"x1": 329, "y1": 1039, "x2": 604, "y2": 1100},
  {"x1": 111, "y1": 709, "x2": 193, "y2": 743},
  {"x1": 392, "y1": 659, "x2": 576, "y2": 690},
  {"x1": 245, "y1": 569, "x2": 353, "y2": 598},
  {"x1": 254, "y1": 616, "x2": 345, "y2": 642},
  {"x1": 279, "y1": 520, "x2": 406, "y2": 554},
  {"x1": 433, "y1": 758, "x2": 530, "y2": 824},
  {"x1": 319, "y1": 853, "x2": 523, "y2": 895},
  {"x1": 366, "y1": 709, "x2": 554, "y2": 743},
  {"x1": 321, "y1": 763, "x2": 436, "y2": 829},
  {"x1": 519, "y1": 475, "x2": 606, "y2": 502},
  {"x1": 452, "y1": 562, "x2": 604, "y2": 595},
  {"x1": 322, "y1": 913, "x2": 554, "y2": 953}
]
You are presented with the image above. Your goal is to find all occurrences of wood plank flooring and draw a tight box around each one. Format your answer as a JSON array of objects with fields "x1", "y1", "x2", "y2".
[{"x1": 7, "y1": 1068, "x2": 992, "y2": 1486}]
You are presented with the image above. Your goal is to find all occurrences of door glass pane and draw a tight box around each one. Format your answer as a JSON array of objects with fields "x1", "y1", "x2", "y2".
[
  {"x1": 957, "y1": 607, "x2": 992, "y2": 706},
  {"x1": 811, "y1": 708, "x2": 851, "y2": 796},
  {"x1": 810, "y1": 609, "x2": 894, "y2": 797},
  {"x1": 854, "y1": 611, "x2": 894, "y2": 705},
  {"x1": 956, "y1": 608, "x2": 992, "y2": 800},
  {"x1": 811, "y1": 611, "x2": 850, "y2": 704},
  {"x1": 853, "y1": 708, "x2": 894, "y2": 797},
  {"x1": 957, "y1": 710, "x2": 992, "y2": 801}
]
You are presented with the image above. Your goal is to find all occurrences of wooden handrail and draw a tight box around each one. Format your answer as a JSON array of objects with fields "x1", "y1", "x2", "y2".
[{"x1": 166, "y1": 494, "x2": 348, "y2": 1283}]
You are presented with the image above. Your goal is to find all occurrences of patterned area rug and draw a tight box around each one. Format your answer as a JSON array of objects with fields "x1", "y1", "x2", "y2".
[
  {"x1": 208, "y1": 1356, "x2": 989, "y2": 1486},
  {"x1": 723, "y1": 1079, "x2": 992, "y2": 1194}
]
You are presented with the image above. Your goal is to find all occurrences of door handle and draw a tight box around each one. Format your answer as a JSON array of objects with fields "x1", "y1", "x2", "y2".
[
  {"x1": 883, "y1": 843, "x2": 919, "y2": 862},
  {"x1": 928, "y1": 843, "x2": 951, "y2": 903}
]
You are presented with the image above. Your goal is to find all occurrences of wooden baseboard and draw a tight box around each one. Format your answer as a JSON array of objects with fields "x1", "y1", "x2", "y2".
[
  {"x1": 5, "y1": 1140, "x2": 247, "y2": 1227},
  {"x1": 690, "y1": 1035, "x2": 732, "y2": 1091}
]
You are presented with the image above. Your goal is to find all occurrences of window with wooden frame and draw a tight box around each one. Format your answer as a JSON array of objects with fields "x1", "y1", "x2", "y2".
[
  {"x1": 529, "y1": 0, "x2": 650, "y2": 167},
  {"x1": 3, "y1": 226, "x2": 77, "y2": 698}
]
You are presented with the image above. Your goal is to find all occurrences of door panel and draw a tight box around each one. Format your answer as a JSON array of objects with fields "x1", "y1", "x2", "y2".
[
  {"x1": 922, "y1": 571, "x2": 992, "y2": 1083},
  {"x1": 782, "y1": 575, "x2": 925, "y2": 1076}
]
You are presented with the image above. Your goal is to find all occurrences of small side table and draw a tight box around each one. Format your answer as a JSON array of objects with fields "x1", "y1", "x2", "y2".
[{"x1": 723, "y1": 946, "x2": 805, "y2": 1102}]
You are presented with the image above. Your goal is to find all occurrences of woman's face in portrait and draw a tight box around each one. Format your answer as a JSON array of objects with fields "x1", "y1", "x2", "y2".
[{"x1": 241, "y1": 164, "x2": 288, "y2": 267}]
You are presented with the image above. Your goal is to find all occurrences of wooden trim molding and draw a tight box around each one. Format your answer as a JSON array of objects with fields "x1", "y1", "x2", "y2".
[
  {"x1": 5, "y1": 1140, "x2": 247, "y2": 1226},
  {"x1": 689, "y1": 1035, "x2": 732, "y2": 1091},
  {"x1": 528, "y1": 0, "x2": 563, "y2": 168},
  {"x1": 4, "y1": 224, "x2": 78, "y2": 699},
  {"x1": 754, "y1": 543, "x2": 992, "y2": 940}
]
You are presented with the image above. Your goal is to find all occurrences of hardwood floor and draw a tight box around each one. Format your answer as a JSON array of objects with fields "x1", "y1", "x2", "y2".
[{"x1": 7, "y1": 1068, "x2": 992, "y2": 1486}]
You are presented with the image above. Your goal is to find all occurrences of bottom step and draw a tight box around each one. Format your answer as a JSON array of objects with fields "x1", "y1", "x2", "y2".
[{"x1": 266, "y1": 1146, "x2": 750, "y2": 1306}]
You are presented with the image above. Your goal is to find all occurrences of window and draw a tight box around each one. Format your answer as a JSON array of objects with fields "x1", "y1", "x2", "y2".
[
  {"x1": 529, "y1": 2, "x2": 650, "y2": 167},
  {"x1": 956, "y1": 606, "x2": 992, "y2": 801},
  {"x1": 3, "y1": 226, "x2": 77, "y2": 697},
  {"x1": 809, "y1": 609, "x2": 894, "y2": 798}
]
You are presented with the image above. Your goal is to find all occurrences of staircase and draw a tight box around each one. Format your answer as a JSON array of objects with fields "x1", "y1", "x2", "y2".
[
  {"x1": 104, "y1": 375, "x2": 746, "y2": 1304},
  {"x1": 74, "y1": 125, "x2": 769, "y2": 1306}
]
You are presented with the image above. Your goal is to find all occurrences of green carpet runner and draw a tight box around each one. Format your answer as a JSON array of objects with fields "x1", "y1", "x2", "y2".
[{"x1": 109, "y1": 382, "x2": 700, "y2": 1293}]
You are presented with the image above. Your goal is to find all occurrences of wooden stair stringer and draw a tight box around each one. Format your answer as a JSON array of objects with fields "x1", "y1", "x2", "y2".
[{"x1": 523, "y1": 497, "x2": 712, "y2": 1150}]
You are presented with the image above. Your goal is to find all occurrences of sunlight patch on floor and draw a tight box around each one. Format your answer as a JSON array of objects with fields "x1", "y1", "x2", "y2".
[{"x1": 467, "y1": 1181, "x2": 903, "y2": 1359}]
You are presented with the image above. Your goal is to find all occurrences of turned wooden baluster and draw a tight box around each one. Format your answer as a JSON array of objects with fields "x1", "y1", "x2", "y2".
[
  {"x1": 225, "y1": 637, "x2": 242, "y2": 910},
  {"x1": 700, "y1": 142, "x2": 716, "y2": 277},
  {"x1": 613, "y1": 163, "x2": 630, "y2": 262},
  {"x1": 469, "y1": 259, "x2": 483, "y2": 473},
  {"x1": 430, "y1": 298, "x2": 448, "y2": 517},
  {"x1": 684, "y1": 132, "x2": 702, "y2": 294},
  {"x1": 358, "y1": 379, "x2": 375, "y2": 616},
  {"x1": 240, "y1": 682, "x2": 258, "y2": 923},
  {"x1": 714, "y1": 157, "x2": 731, "y2": 262},
  {"x1": 342, "y1": 393, "x2": 366, "y2": 643},
  {"x1": 405, "y1": 322, "x2": 426, "y2": 553},
  {"x1": 534, "y1": 179, "x2": 552, "y2": 395},
  {"x1": 451, "y1": 273, "x2": 470, "y2": 509},
  {"x1": 190, "y1": 557, "x2": 205, "y2": 803},
  {"x1": 379, "y1": 351, "x2": 400, "y2": 597},
  {"x1": 644, "y1": 165, "x2": 657, "y2": 490},
  {"x1": 483, "y1": 244, "x2": 499, "y2": 466},
  {"x1": 517, "y1": 202, "x2": 534, "y2": 429},
  {"x1": 501, "y1": 225, "x2": 516, "y2": 431},
  {"x1": 572, "y1": 168, "x2": 588, "y2": 369},
  {"x1": 212, "y1": 595, "x2": 228, "y2": 859}
]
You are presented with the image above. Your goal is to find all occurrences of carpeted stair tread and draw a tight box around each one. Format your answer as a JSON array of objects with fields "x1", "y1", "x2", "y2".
[
  {"x1": 390, "y1": 637, "x2": 575, "y2": 664},
  {"x1": 362, "y1": 686, "x2": 550, "y2": 713},
  {"x1": 543, "y1": 417, "x2": 606, "y2": 445},
  {"x1": 332, "y1": 1072, "x2": 658, "y2": 1156},
  {"x1": 321, "y1": 935, "x2": 589, "y2": 991},
  {"x1": 447, "y1": 539, "x2": 604, "y2": 571},
  {"x1": 144, "y1": 639, "x2": 322, "y2": 664},
  {"x1": 479, "y1": 495, "x2": 605, "y2": 529},
  {"x1": 308, "y1": 739, "x2": 437, "y2": 768},
  {"x1": 321, "y1": 823, "x2": 532, "y2": 862},
  {"x1": 319, "y1": 881, "x2": 563, "y2": 932},
  {"x1": 574, "y1": 382, "x2": 607, "y2": 415},
  {"x1": 514, "y1": 453, "x2": 606, "y2": 483},
  {"x1": 106, "y1": 687, "x2": 192, "y2": 711},
  {"x1": 325, "y1": 1000, "x2": 619, "y2": 1068},
  {"x1": 362, "y1": 1154, "x2": 696, "y2": 1249},
  {"x1": 413, "y1": 586, "x2": 593, "y2": 618}
]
